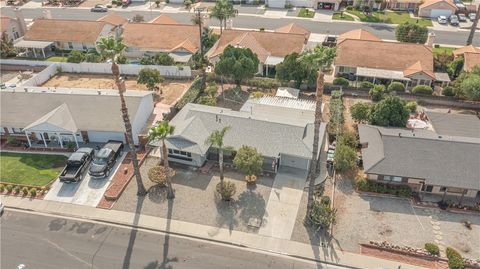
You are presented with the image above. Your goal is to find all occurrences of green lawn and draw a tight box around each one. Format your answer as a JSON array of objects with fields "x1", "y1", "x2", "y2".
[
  {"x1": 348, "y1": 10, "x2": 432, "y2": 27},
  {"x1": 298, "y1": 8, "x2": 315, "y2": 18},
  {"x1": 0, "y1": 152, "x2": 67, "y2": 186},
  {"x1": 333, "y1": 12, "x2": 355, "y2": 21},
  {"x1": 45, "y1": 56, "x2": 68, "y2": 62},
  {"x1": 433, "y1": 46, "x2": 455, "y2": 56}
]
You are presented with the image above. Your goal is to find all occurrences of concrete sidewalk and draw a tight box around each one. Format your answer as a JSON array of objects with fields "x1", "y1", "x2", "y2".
[{"x1": 1, "y1": 195, "x2": 427, "y2": 269}]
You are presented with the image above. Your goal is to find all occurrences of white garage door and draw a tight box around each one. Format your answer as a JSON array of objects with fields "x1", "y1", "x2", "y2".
[
  {"x1": 268, "y1": 0, "x2": 286, "y2": 8},
  {"x1": 430, "y1": 9, "x2": 453, "y2": 17},
  {"x1": 87, "y1": 131, "x2": 126, "y2": 143},
  {"x1": 280, "y1": 154, "x2": 309, "y2": 170}
]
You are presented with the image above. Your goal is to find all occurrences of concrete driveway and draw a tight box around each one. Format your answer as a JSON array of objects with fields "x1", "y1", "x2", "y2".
[{"x1": 44, "y1": 152, "x2": 127, "y2": 207}]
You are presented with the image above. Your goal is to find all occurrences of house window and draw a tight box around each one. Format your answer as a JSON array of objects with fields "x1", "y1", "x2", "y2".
[
  {"x1": 168, "y1": 149, "x2": 173, "y2": 154},
  {"x1": 13, "y1": 31, "x2": 19, "y2": 40},
  {"x1": 384, "y1": 175, "x2": 402, "y2": 182},
  {"x1": 447, "y1": 187, "x2": 464, "y2": 194},
  {"x1": 339, "y1": 66, "x2": 355, "y2": 74},
  {"x1": 68, "y1": 42, "x2": 73, "y2": 49},
  {"x1": 440, "y1": 187, "x2": 447, "y2": 192},
  {"x1": 169, "y1": 149, "x2": 192, "y2": 158},
  {"x1": 11, "y1": 127, "x2": 24, "y2": 134},
  {"x1": 82, "y1": 43, "x2": 88, "y2": 50},
  {"x1": 422, "y1": 185, "x2": 433, "y2": 192}
]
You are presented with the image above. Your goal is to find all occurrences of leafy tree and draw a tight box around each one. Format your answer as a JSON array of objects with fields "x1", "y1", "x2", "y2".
[
  {"x1": 333, "y1": 77, "x2": 349, "y2": 86},
  {"x1": 387, "y1": 82, "x2": 405, "y2": 93},
  {"x1": 96, "y1": 36, "x2": 146, "y2": 196},
  {"x1": 405, "y1": 100, "x2": 417, "y2": 113},
  {"x1": 209, "y1": 0, "x2": 236, "y2": 33},
  {"x1": 337, "y1": 129, "x2": 358, "y2": 149},
  {"x1": 215, "y1": 45, "x2": 259, "y2": 86},
  {"x1": 299, "y1": 46, "x2": 336, "y2": 84},
  {"x1": 434, "y1": 51, "x2": 454, "y2": 72},
  {"x1": 459, "y1": 73, "x2": 480, "y2": 101},
  {"x1": 275, "y1": 52, "x2": 309, "y2": 88},
  {"x1": 334, "y1": 144, "x2": 357, "y2": 172},
  {"x1": 446, "y1": 247, "x2": 465, "y2": 269},
  {"x1": 84, "y1": 49, "x2": 102, "y2": 63},
  {"x1": 67, "y1": 50, "x2": 85, "y2": 63},
  {"x1": 442, "y1": 86, "x2": 455, "y2": 96},
  {"x1": 395, "y1": 22, "x2": 428, "y2": 43},
  {"x1": 0, "y1": 32, "x2": 16, "y2": 58},
  {"x1": 216, "y1": 181, "x2": 236, "y2": 201},
  {"x1": 350, "y1": 102, "x2": 372, "y2": 123},
  {"x1": 184, "y1": 0, "x2": 192, "y2": 9},
  {"x1": 138, "y1": 68, "x2": 164, "y2": 91},
  {"x1": 307, "y1": 200, "x2": 336, "y2": 231},
  {"x1": 148, "y1": 121, "x2": 175, "y2": 199},
  {"x1": 197, "y1": 95, "x2": 216, "y2": 106},
  {"x1": 233, "y1": 145, "x2": 263, "y2": 177},
  {"x1": 153, "y1": 52, "x2": 175, "y2": 65},
  {"x1": 206, "y1": 127, "x2": 231, "y2": 198},
  {"x1": 447, "y1": 56, "x2": 464, "y2": 78},
  {"x1": 202, "y1": 28, "x2": 219, "y2": 51},
  {"x1": 369, "y1": 84, "x2": 385, "y2": 101},
  {"x1": 369, "y1": 96, "x2": 410, "y2": 127}
]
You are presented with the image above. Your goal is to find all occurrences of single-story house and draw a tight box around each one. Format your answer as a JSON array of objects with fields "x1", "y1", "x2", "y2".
[
  {"x1": 334, "y1": 29, "x2": 442, "y2": 88},
  {"x1": 453, "y1": 45, "x2": 480, "y2": 72},
  {"x1": 275, "y1": 23, "x2": 311, "y2": 41},
  {"x1": 0, "y1": 88, "x2": 154, "y2": 147},
  {"x1": 358, "y1": 124, "x2": 480, "y2": 200},
  {"x1": 153, "y1": 103, "x2": 325, "y2": 172},
  {"x1": 418, "y1": 0, "x2": 457, "y2": 18},
  {"x1": 206, "y1": 28, "x2": 307, "y2": 76},
  {"x1": 426, "y1": 111, "x2": 480, "y2": 139},
  {"x1": 266, "y1": 0, "x2": 341, "y2": 10},
  {"x1": 97, "y1": 12, "x2": 128, "y2": 26},
  {"x1": 122, "y1": 23, "x2": 199, "y2": 63},
  {"x1": 386, "y1": 0, "x2": 423, "y2": 11},
  {"x1": 16, "y1": 19, "x2": 116, "y2": 58}
]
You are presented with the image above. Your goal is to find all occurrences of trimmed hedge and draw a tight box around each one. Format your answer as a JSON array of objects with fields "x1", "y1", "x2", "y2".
[
  {"x1": 387, "y1": 82, "x2": 405, "y2": 93},
  {"x1": 424, "y1": 243, "x2": 440, "y2": 256},
  {"x1": 442, "y1": 86, "x2": 455, "y2": 97},
  {"x1": 446, "y1": 247, "x2": 464, "y2": 269},
  {"x1": 356, "y1": 177, "x2": 412, "y2": 197},
  {"x1": 360, "y1": 81, "x2": 375, "y2": 89},
  {"x1": 412, "y1": 85, "x2": 433, "y2": 96},
  {"x1": 333, "y1": 77, "x2": 350, "y2": 86},
  {"x1": 175, "y1": 76, "x2": 203, "y2": 109}
]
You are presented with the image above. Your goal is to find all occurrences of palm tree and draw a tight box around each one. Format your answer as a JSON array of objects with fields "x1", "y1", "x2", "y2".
[
  {"x1": 96, "y1": 36, "x2": 147, "y2": 196},
  {"x1": 209, "y1": 0, "x2": 227, "y2": 33},
  {"x1": 148, "y1": 121, "x2": 176, "y2": 199},
  {"x1": 205, "y1": 126, "x2": 231, "y2": 188},
  {"x1": 467, "y1": 4, "x2": 480, "y2": 45},
  {"x1": 306, "y1": 71, "x2": 324, "y2": 218},
  {"x1": 223, "y1": 2, "x2": 238, "y2": 30}
]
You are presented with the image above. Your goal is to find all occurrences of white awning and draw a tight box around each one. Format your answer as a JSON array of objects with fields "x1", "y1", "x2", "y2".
[
  {"x1": 434, "y1": 72, "x2": 451, "y2": 82},
  {"x1": 14, "y1": 40, "x2": 53, "y2": 49},
  {"x1": 168, "y1": 52, "x2": 192, "y2": 63},
  {"x1": 264, "y1": 56, "x2": 284, "y2": 66},
  {"x1": 357, "y1": 67, "x2": 410, "y2": 81}
]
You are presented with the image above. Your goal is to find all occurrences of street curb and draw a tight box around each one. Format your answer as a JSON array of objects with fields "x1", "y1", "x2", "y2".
[{"x1": 5, "y1": 205, "x2": 358, "y2": 269}]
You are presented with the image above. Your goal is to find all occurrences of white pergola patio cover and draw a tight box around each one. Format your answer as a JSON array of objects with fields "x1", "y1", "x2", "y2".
[
  {"x1": 357, "y1": 67, "x2": 411, "y2": 81},
  {"x1": 14, "y1": 40, "x2": 53, "y2": 49},
  {"x1": 24, "y1": 103, "x2": 78, "y2": 133}
]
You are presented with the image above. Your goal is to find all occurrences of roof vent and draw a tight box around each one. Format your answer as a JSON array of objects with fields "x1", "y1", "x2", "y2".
[
  {"x1": 438, "y1": 135, "x2": 442, "y2": 139},
  {"x1": 97, "y1": 90, "x2": 101, "y2": 95}
]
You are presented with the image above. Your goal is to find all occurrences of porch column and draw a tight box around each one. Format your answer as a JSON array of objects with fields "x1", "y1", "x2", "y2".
[
  {"x1": 73, "y1": 132, "x2": 79, "y2": 148},
  {"x1": 57, "y1": 133, "x2": 63, "y2": 148},
  {"x1": 41, "y1": 133, "x2": 47, "y2": 148},
  {"x1": 25, "y1": 131, "x2": 32, "y2": 147},
  {"x1": 41, "y1": 48, "x2": 46, "y2": 58},
  {"x1": 32, "y1": 48, "x2": 37, "y2": 58},
  {"x1": 373, "y1": 77, "x2": 376, "y2": 84},
  {"x1": 265, "y1": 65, "x2": 269, "y2": 77}
]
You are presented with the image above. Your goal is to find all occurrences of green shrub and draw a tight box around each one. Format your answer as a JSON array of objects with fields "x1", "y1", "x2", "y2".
[
  {"x1": 0, "y1": 184, "x2": 4, "y2": 192},
  {"x1": 6, "y1": 136, "x2": 19, "y2": 146},
  {"x1": 356, "y1": 180, "x2": 412, "y2": 197},
  {"x1": 111, "y1": 0, "x2": 116, "y2": 4},
  {"x1": 206, "y1": 72, "x2": 217, "y2": 82},
  {"x1": 446, "y1": 247, "x2": 464, "y2": 269},
  {"x1": 412, "y1": 85, "x2": 433, "y2": 96},
  {"x1": 320, "y1": 196, "x2": 331, "y2": 206},
  {"x1": 346, "y1": 5, "x2": 354, "y2": 10},
  {"x1": 175, "y1": 76, "x2": 203, "y2": 109},
  {"x1": 442, "y1": 86, "x2": 455, "y2": 97},
  {"x1": 21, "y1": 186, "x2": 29, "y2": 196},
  {"x1": 360, "y1": 81, "x2": 375, "y2": 89},
  {"x1": 13, "y1": 185, "x2": 20, "y2": 194},
  {"x1": 67, "y1": 50, "x2": 85, "y2": 63},
  {"x1": 331, "y1": 89, "x2": 343, "y2": 99},
  {"x1": 216, "y1": 181, "x2": 236, "y2": 201},
  {"x1": 30, "y1": 188, "x2": 37, "y2": 197},
  {"x1": 196, "y1": 95, "x2": 217, "y2": 106},
  {"x1": 333, "y1": 77, "x2": 350, "y2": 86},
  {"x1": 337, "y1": 129, "x2": 358, "y2": 148},
  {"x1": 369, "y1": 84, "x2": 385, "y2": 101},
  {"x1": 6, "y1": 184, "x2": 13, "y2": 193},
  {"x1": 246, "y1": 78, "x2": 280, "y2": 89},
  {"x1": 387, "y1": 82, "x2": 405, "y2": 93},
  {"x1": 405, "y1": 101, "x2": 417, "y2": 113},
  {"x1": 424, "y1": 243, "x2": 440, "y2": 256}
]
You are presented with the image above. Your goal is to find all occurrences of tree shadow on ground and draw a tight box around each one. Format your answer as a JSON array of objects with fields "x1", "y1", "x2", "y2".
[
  {"x1": 122, "y1": 195, "x2": 145, "y2": 269},
  {"x1": 210, "y1": 195, "x2": 239, "y2": 236},
  {"x1": 147, "y1": 184, "x2": 168, "y2": 204},
  {"x1": 305, "y1": 222, "x2": 341, "y2": 269},
  {"x1": 236, "y1": 189, "x2": 268, "y2": 228}
]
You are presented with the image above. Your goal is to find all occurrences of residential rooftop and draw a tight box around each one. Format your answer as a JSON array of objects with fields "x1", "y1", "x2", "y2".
[{"x1": 427, "y1": 111, "x2": 480, "y2": 139}]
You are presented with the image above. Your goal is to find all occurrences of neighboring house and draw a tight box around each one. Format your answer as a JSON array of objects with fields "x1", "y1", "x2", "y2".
[
  {"x1": 149, "y1": 14, "x2": 179, "y2": 24},
  {"x1": 97, "y1": 12, "x2": 128, "y2": 26},
  {"x1": 122, "y1": 23, "x2": 199, "y2": 63},
  {"x1": 453, "y1": 45, "x2": 480, "y2": 72},
  {"x1": 0, "y1": 88, "x2": 154, "y2": 147},
  {"x1": 206, "y1": 28, "x2": 307, "y2": 76},
  {"x1": 274, "y1": 23, "x2": 311, "y2": 41},
  {"x1": 336, "y1": 29, "x2": 381, "y2": 44},
  {"x1": 266, "y1": 0, "x2": 341, "y2": 10},
  {"x1": 418, "y1": 0, "x2": 457, "y2": 18},
  {"x1": 16, "y1": 19, "x2": 116, "y2": 58},
  {"x1": 153, "y1": 103, "x2": 326, "y2": 172},
  {"x1": 386, "y1": 0, "x2": 423, "y2": 11},
  {"x1": 358, "y1": 123, "x2": 480, "y2": 201},
  {"x1": 426, "y1": 111, "x2": 480, "y2": 139},
  {"x1": 334, "y1": 29, "x2": 439, "y2": 88},
  {"x1": 1, "y1": 16, "x2": 24, "y2": 41}
]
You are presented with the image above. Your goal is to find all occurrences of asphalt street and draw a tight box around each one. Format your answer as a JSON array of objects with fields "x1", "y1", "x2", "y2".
[
  {"x1": 0, "y1": 210, "x2": 347, "y2": 269},
  {"x1": 1, "y1": 7, "x2": 479, "y2": 46}
]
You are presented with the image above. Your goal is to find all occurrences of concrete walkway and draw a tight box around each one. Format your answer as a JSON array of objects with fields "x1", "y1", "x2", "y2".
[
  {"x1": 1, "y1": 195, "x2": 426, "y2": 269},
  {"x1": 259, "y1": 168, "x2": 306, "y2": 240}
]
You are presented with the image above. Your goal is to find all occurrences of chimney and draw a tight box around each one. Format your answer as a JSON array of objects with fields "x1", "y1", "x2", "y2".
[
  {"x1": 42, "y1": 9, "x2": 52, "y2": 19},
  {"x1": 425, "y1": 32, "x2": 435, "y2": 47},
  {"x1": 14, "y1": 8, "x2": 27, "y2": 36}
]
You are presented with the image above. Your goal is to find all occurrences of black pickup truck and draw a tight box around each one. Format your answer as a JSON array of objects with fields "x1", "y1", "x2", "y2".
[
  {"x1": 59, "y1": 148, "x2": 95, "y2": 183},
  {"x1": 88, "y1": 141, "x2": 124, "y2": 178}
]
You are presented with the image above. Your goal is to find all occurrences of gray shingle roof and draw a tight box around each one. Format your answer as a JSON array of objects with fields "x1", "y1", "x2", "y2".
[
  {"x1": 358, "y1": 124, "x2": 480, "y2": 190},
  {"x1": 160, "y1": 103, "x2": 325, "y2": 159},
  {"x1": 427, "y1": 111, "x2": 480, "y2": 139}
]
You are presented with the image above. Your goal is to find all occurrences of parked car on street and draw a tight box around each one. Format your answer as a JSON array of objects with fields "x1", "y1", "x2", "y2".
[
  {"x1": 0, "y1": 202, "x2": 4, "y2": 217},
  {"x1": 437, "y1": 16, "x2": 448, "y2": 24},
  {"x1": 449, "y1": 15, "x2": 460, "y2": 25},
  {"x1": 88, "y1": 141, "x2": 124, "y2": 178},
  {"x1": 458, "y1": 13, "x2": 468, "y2": 22},
  {"x1": 469, "y1": 13, "x2": 476, "y2": 21},
  {"x1": 59, "y1": 148, "x2": 94, "y2": 183},
  {"x1": 90, "y1": 4, "x2": 108, "y2": 12}
]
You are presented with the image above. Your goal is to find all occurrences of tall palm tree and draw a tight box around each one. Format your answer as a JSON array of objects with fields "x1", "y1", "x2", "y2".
[
  {"x1": 223, "y1": 2, "x2": 238, "y2": 30},
  {"x1": 210, "y1": 0, "x2": 227, "y2": 33},
  {"x1": 467, "y1": 4, "x2": 480, "y2": 45},
  {"x1": 96, "y1": 36, "x2": 146, "y2": 196},
  {"x1": 205, "y1": 126, "x2": 231, "y2": 188},
  {"x1": 306, "y1": 71, "x2": 324, "y2": 217},
  {"x1": 148, "y1": 121, "x2": 176, "y2": 199}
]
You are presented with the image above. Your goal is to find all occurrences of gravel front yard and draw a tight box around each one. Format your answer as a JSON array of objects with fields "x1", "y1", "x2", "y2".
[{"x1": 114, "y1": 157, "x2": 274, "y2": 233}]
